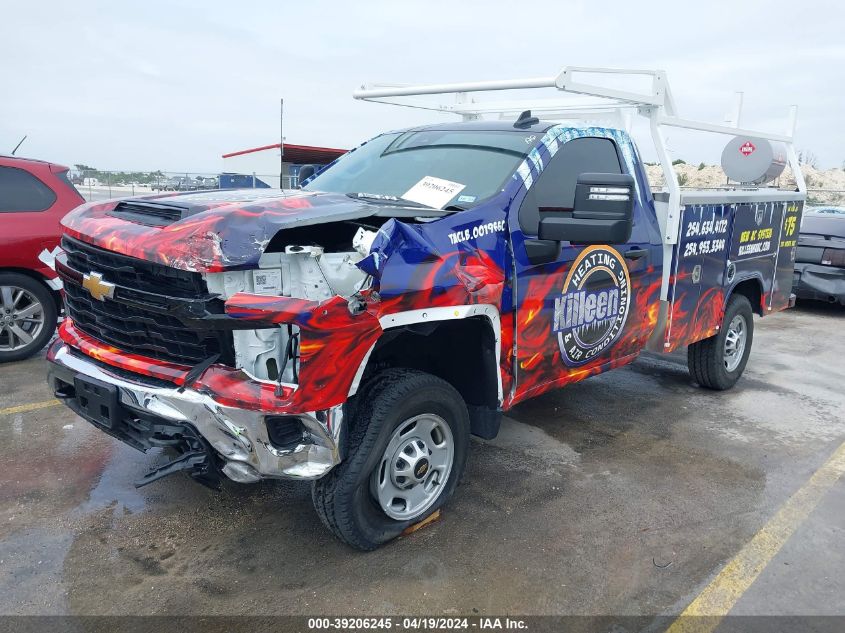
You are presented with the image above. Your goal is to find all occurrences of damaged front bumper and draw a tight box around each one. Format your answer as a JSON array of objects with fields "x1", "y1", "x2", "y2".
[
  {"x1": 47, "y1": 340, "x2": 344, "y2": 483},
  {"x1": 793, "y1": 263, "x2": 845, "y2": 305}
]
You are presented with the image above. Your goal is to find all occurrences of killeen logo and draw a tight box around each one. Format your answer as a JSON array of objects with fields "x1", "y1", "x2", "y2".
[
  {"x1": 552, "y1": 246, "x2": 631, "y2": 367},
  {"x1": 740, "y1": 141, "x2": 756, "y2": 157}
]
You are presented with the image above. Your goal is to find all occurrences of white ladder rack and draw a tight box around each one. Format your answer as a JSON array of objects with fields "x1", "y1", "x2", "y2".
[{"x1": 353, "y1": 66, "x2": 806, "y2": 246}]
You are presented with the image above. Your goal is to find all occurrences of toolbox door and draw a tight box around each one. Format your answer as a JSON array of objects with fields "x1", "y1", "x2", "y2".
[
  {"x1": 770, "y1": 201, "x2": 803, "y2": 311},
  {"x1": 666, "y1": 204, "x2": 732, "y2": 349},
  {"x1": 727, "y1": 201, "x2": 788, "y2": 312}
]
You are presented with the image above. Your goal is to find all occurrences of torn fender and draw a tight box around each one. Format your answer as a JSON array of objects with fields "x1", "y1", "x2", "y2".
[
  {"x1": 356, "y1": 218, "x2": 442, "y2": 279},
  {"x1": 358, "y1": 218, "x2": 504, "y2": 298},
  {"x1": 225, "y1": 292, "x2": 383, "y2": 410}
]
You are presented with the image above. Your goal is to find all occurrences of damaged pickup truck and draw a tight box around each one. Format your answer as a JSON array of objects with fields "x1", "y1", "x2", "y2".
[{"x1": 47, "y1": 68, "x2": 807, "y2": 549}]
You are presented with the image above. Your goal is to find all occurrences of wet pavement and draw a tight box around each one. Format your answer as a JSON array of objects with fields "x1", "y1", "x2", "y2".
[{"x1": 0, "y1": 302, "x2": 842, "y2": 619}]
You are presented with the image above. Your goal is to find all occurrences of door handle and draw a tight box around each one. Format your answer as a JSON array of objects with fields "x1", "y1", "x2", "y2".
[{"x1": 624, "y1": 248, "x2": 649, "y2": 260}]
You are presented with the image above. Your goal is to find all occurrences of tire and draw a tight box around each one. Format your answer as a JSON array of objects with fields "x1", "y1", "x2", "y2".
[
  {"x1": 687, "y1": 294, "x2": 754, "y2": 390},
  {"x1": 312, "y1": 368, "x2": 470, "y2": 550},
  {"x1": 0, "y1": 272, "x2": 58, "y2": 363}
]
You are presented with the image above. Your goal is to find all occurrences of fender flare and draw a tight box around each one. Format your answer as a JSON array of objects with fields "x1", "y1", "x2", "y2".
[
  {"x1": 347, "y1": 304, "x2": 504, "y2": 405},
  {"x1": 725, "y1": 273, "x2": 765, "y2": 315}
]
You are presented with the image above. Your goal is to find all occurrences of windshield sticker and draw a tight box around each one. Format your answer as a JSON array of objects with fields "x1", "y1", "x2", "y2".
[
  {"x1": 402, "y1": 176, "x2": 466, "y2": 209},
  {"x1": 457, "y1": 195, "x2": 477, "y2": 203}
]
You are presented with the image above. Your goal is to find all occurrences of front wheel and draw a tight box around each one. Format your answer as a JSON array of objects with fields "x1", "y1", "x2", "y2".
[
  {"x1": 0, "y1": 272, "x2": 58, "y2": 363},
  {"x1": 687, "y1": 294, "x2": 754, "y2": 390},
  {"x1": 312, "y1": 369, "x2": 470, "y2": 550}
]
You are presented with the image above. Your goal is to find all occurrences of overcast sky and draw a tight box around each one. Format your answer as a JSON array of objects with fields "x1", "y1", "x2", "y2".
[{"x1": 2, "y1": 0, "x2": 843, "y2": 173}]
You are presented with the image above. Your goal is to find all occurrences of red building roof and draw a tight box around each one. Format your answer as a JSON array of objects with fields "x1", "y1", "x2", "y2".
[{"x1": 222, "y1": 143, "x2": 347, "y2": 164}]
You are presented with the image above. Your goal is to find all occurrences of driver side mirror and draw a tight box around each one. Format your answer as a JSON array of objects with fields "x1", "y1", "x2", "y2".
[{"x1": 538, "y1": 173, "x2": 635, "y2": 244}]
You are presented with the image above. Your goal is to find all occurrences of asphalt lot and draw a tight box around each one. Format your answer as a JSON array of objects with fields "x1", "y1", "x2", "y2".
[{"x1": 0, "y1": 302, "x2": 842, "y2": 624}]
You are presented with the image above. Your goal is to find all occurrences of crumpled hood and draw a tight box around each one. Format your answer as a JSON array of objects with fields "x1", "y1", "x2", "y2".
[{"x1": 61, "y1": 189, "x2": 443, "y2": 272}]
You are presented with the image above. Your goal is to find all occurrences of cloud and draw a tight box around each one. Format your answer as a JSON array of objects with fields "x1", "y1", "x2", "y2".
[{"x1": 1, "y1": 0, "x2": 842, "y2": 170}]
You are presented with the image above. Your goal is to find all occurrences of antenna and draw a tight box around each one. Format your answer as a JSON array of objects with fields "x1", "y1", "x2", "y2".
[
  {"x1": 11, "y1": 135, "x2": 27, "y2": 155},
  {"x1": 513, "y1": 110, "x2": 539, "y2": 129},
  {"x1": 279, "y1": 98, "x2": 285, "y2": 189}
]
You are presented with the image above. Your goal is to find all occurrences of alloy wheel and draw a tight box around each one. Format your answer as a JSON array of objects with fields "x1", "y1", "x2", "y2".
[{"x1": 0, "y1": 286, "x2": 46, "y2": 352}]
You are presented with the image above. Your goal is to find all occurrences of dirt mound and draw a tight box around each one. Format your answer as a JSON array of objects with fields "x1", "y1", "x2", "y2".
[{"x1": 644, "y1": 164, "x2": 845, "y2": 206}]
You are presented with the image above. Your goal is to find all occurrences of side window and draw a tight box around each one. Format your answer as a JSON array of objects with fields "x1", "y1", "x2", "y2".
[
  {"x1": 519, "y1": 137, "x2": 623, "y2": 234},
  {"x1": 0, "y1": 166, "x2": 57, "y2": 213}
]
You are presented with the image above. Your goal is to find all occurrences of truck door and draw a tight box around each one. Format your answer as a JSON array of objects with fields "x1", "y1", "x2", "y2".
[{"x1": 508, "y1": 135, "x2": 658, "y2": 404}]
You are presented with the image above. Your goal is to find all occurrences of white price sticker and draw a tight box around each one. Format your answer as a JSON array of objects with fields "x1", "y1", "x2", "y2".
[{"x1": 402, "y1": 176, "x2": 466, "y2": 209}]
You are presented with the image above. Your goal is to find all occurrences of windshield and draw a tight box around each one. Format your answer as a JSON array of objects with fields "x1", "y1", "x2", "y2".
[{"x1": 303, "y1": 129, "x2": 535, "y2": 208}]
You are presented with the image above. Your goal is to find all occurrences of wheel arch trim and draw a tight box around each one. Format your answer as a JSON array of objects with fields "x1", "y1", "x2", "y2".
[
  {"x1": 0, "y1": 266, "x2": 63, "y2": 293},
  {"x1": 726, "y1": 274, "x2": 765, "y2": 316},
  {"x1": 347, "y1": 304, "x2": 503, "y2": 404}
]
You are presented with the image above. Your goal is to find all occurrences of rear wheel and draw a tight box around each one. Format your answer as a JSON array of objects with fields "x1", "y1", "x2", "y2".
[
  {"x1": 0, "y1": 273, "x2": 58, "y2": 363},
  {"x1": 687, "y1": 294, "x2": 754, "y2": 390},
  {"x1": 312, "y1": 369, "x2": 470, "y2": 550}
]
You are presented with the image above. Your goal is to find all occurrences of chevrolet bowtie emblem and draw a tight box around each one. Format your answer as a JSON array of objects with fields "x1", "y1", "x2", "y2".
[{"x1": 82, "y1": 272, "x2": 115, "y2": 301}]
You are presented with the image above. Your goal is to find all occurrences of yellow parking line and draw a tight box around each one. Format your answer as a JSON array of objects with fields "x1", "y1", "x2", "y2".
[
  {"x1": 0, "y1": 399, "x2": 61, "y2": 416},
  {"x1": 667, "y1": 439, "x2": 845, "y2": 633}
]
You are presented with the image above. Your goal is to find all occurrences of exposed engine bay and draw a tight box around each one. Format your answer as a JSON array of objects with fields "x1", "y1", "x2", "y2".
[{"x1": 204, "y1": 224, "x2": 378, "y2": 383}]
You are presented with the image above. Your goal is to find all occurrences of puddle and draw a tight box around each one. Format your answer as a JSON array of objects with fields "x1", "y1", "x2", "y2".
[{"x1": 74, "y1": 443, "x2": 152, "y2": 515}]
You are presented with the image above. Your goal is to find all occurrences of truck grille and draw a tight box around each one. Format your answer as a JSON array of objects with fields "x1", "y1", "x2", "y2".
[
  {"x1": 61, "y1": 237, "x2": 234, "y2": 368},
  {"x1": 62, "y1": 236, "x2": 205, "y2": 298}
]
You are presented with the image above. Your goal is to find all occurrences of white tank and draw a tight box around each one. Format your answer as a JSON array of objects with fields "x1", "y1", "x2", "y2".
[{"x1": 720, "y1": 136, "x2": 786, "y2": 185}]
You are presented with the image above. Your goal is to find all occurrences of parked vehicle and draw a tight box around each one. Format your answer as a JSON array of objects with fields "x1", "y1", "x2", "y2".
[
  {"x1": 151, "y1": 178, "x2": 172, "y2": 191},
  {"x1": 152, "y1": 177, "x2": 192, "y2": 191},
  {"x1": 793, "y1": 207, "x2": 845, "y2": 305},
  {"x1": 0, "y1": 155, "x2": 84, "y2": 362},
  {"x1": 46, "y1": 68, "x2": 806, "y2": 549},
  {"x1": 173, "y1": 177, "x2": 203, "y2": 191}
]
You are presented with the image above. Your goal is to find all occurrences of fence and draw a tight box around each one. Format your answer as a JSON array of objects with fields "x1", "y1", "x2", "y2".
[{"x1": 72, "y1": 170, "x2": 298, "y2": 203}]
